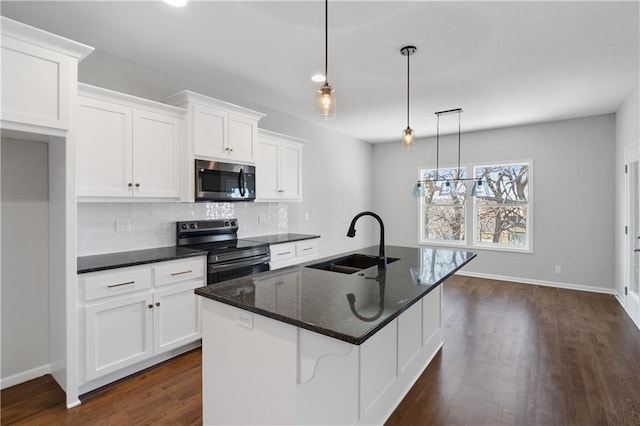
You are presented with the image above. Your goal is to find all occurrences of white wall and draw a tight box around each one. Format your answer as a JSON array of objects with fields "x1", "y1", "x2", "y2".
[
  {"x1": 77, "y1": 50, "x2": 375, "y2": 258},
  {"x1": 373, "y1": 115, "x2": 615, "y2": 291},
  {"x1": 1, "y1": 138, "x2": 50, "y2": 382},
  {"x1": 615, "y1": 83, "x2": 640, "y2": 300}
]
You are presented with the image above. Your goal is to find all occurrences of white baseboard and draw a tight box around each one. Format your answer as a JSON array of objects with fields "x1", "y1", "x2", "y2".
[
  {"x1": 454, "y1": 271, "x2": 616, "y2": 295},
  {"x1": 1, "y1": 363, "x2": 51, "y2": 390}
]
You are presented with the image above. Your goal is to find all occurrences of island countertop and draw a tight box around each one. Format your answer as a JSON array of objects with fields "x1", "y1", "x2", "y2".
[{"x1": 195, "y1": 245, "x2": 475, "y2": 345}]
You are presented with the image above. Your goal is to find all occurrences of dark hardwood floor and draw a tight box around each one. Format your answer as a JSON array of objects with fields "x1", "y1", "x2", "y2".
[{"x1": 3, "y1": 276, "x2": 640, "y2": 425}]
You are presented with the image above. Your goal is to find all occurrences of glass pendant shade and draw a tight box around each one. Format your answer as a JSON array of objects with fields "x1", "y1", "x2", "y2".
[
  {"x1": 411, "y1": 181, "x2": 427, "y2": 197},
  {"x1": 317, "y1": 83, "x2": 336, "y2": 119},
  {"x1": 402, "y1": 127, "x2": 415, "y2": 149},
  {"x1": 470, "y1": 179, "x2": 490, "y2": 197}
]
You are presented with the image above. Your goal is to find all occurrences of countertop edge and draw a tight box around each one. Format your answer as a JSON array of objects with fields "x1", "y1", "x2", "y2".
[{"x1": 78, "y1": 249, "x2": 207, "y2": 274}]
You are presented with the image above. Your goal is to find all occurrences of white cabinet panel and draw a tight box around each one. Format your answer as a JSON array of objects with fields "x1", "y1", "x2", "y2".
[
  {"x1": 154, "y1": 257, "x2": 205, "y2": 287},
  {"x1": 132, "y1": 110, "x2": 181, "y2": 198},
  {"x1": 77, "y1": 97, "x2": 133, "y2": 197},
  {"x1": 270, "y1": 239, "x2": 319, "y2": 270},
  {"x1": 154, "y1": 281, "x2": 201, "y2": 354},
  {"x1": 256, "y1": 129, "x2": 304, "y2": 202},
  {"x1": 0, "y1": 17, "x2": 92, "y2": 133},
  {"x1": 228, "y1": 115, "x2": 256, "y2": 162},
  {"x1": 193, "y1": 104, "x2": 227, "y2": 159},
  {"x1": 84, "y1": 292, "x2": 153, "y2": 382},
  {"x1": 82, "y1": 267, "x2": 151, "y2": 302},
  {"x1": 397, "y1": 301, "x2": 422, "y2": 375}
]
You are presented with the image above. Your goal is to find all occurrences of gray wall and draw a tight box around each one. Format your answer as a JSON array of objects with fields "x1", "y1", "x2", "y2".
[
  {"x1": 1, "y1": 138, "x2": 50, "y2": 380},
  {"x1": 615, "y1": 83, "x2": 640, "y2": 299},
  {"x1": 78, "y1": 50, "x2": 376, "y2": 258},
  {"x1": 372, "y1": 115, "x2": 615, "y2": 290}
]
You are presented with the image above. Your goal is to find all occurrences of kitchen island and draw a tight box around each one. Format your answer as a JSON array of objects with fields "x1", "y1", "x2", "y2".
[{"x1": 195, "y1": 245, "x2": 475, "y2": 425}]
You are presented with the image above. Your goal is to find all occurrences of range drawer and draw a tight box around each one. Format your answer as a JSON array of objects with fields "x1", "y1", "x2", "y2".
[
  {"x1": 82, "y1": 267, "x2": 152, "y2": 302},
  {"x1": 153, "y1": 256, "x2": 206, "y2": 287}
]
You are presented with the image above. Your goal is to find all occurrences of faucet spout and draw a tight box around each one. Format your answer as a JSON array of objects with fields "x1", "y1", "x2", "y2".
[{"x1": 346, "y1": 211, "x2": 387, "y2": 268}]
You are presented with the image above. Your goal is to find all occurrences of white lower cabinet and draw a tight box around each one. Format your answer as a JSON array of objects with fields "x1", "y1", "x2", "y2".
[
  {"x1": 84, "y1": 292, "x2": 154, "y2": 382},
  {"x1": 79, "y1": 256, "x2": 206, "y2": 388},
  {"x1": 269, "y1": 238, "x2": 319, "y2": 270}
]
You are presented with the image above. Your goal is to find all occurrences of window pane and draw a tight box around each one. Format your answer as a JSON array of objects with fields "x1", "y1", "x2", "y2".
[
  {"x1": 476, "y1": 206, "x2": 528, "y2": 246},
  {"x1": 475, "y1": 164, "x2": 529, "y2": 204},
  {"x1": 425, "y1": 205, "x2": 465, "y2": 241}
]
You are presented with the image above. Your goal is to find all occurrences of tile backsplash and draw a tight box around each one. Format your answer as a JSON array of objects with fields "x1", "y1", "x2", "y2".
[{"x1": 77, "y1": 202, "x2": 288, "y2": 256}]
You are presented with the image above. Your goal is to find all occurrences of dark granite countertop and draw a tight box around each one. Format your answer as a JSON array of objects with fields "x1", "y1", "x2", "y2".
[
  {"x1": 78, "y1": 246, "x2": 207, "y2": 274},
  {"x1": 195, "y1": 245, "x2": 475, "y2": 345},
  {"x1": 242, "y1": 233, "x2": 320, "y2": 244}
]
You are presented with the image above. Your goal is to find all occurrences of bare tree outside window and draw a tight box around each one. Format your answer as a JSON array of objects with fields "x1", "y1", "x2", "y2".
[
  {"x1": 474, "y1": 163, "x2": 529, "y2": 247},
  {"x1": 420, "y1": 168, "x2": 467, "y2": 243}
]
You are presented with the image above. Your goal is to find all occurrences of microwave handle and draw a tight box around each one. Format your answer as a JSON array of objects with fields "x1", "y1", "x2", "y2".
[{"x1": 238, "y1": 168, "x2": 246, "y2": 197}]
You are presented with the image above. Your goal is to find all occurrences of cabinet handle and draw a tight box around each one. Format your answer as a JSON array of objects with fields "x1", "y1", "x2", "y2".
[
  {"x1": 135, "y1": 183, "x2": 140, "y2": 188},
  {"x1": 148, "y1": 304, "x2": 153, "y2": 309},
  {"x1": 229, "y1": 148, "x2": 233, "y2": 152},
  {"x1": 170, "y1": 270, "x2": 192, "y2": 276},
  {"x1": 107, "y1": 280, "x2": 135, "y2": 288},
  {"x1": 302, "y1": 247, "x2": 313, "y2": 251},
  {"x1": 127, "y1": 183, "x2": 133, "y2": 188},
  {"x1": 278, "y1": 251, "x2": 292, "y2": 256},
  {"x1": 155, "y1": 302, "x2": 161, "y2": 307}
]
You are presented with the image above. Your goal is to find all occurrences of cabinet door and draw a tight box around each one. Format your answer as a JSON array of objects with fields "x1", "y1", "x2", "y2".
[
  {"x1": 228, "y1": 115, "x2": 257, "y2": 162},
  {"x1": 279, "y1": 142, "x2": 302, "y2": 201},
  {"x1": 153, "y1": 281, "x2": 201, "y2": 354},
  {"x1": 84, "y1": 292, "x2": 153, "y2": 382},
  {"x1": 256, "y1": 138, "x2": 280, "y2": 199},
  {"x1": 193, "y1": 104, "x2": 227, "y2": 158},
  {"x1": 1, "y1": 35, "x2": 71, "y2": 131},
  {"x1": 77, "y1": 97, "x2": 133, "y2": 197},
  {"x1": 132, "y1": 110, "x2": 181, "y2": 198}
]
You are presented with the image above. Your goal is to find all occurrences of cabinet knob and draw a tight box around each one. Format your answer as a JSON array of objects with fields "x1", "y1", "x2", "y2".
[
  {"x1": 128, "y1": 183, "x2": 133, "y2": 187},
  {"x1": 148, "y1": 304, "x2": 153, "y2": 309},
  {"x1": 155, "y1": 302, "x2": 161, "y2": 307},
  {"x1": 135, "y1": 183, "x2": 140, "y2": 188}
]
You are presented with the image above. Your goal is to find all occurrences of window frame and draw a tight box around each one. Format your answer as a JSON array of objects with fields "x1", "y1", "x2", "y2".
[{"x1": 417, "y1": 160, "x2": 533, "y2": 254}]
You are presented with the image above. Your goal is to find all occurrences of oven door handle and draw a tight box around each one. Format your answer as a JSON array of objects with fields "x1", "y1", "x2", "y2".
[{"x1": 209, "y1": 256, "x2": 270, "y2": 273}]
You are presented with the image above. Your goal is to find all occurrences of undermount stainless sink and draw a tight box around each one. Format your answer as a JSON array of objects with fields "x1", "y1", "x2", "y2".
[{"x1": 306, "y1": 254, "x2": 400, "y2": 274}]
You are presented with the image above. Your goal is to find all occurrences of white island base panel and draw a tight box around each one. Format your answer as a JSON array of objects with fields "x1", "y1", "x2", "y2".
[{"x1": 201, "y1": 287, "x2": 442, "y2": 425}]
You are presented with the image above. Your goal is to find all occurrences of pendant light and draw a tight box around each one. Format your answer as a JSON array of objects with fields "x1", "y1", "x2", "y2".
[
  {"x1": 411, "y1": 108, "x2": 488, "y2": 199},
  {"x1": 400, "y1": 46, "x2": 417, "y2": 149},
  {"x1": 317, "y1": 0, "x2": 335, "y2": 119}
]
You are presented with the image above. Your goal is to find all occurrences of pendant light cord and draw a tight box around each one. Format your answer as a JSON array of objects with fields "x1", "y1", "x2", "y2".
[
  {"x1": 406, "y1": 50, "x2": 410, "y2": 128},
  {"x1": 324, "y1": 0, "x2": 328, "y2": 81},
  {"x1": 457, "y1": 109, "x2": 461, "y2": 178},
  {"x1": 436, "y1": 114, "x2": 440, "y2": 178}
]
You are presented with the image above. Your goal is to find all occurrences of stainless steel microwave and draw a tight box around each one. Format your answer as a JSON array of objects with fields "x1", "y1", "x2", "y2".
[{"x1": 195, "y1": 160, "x2": 256, "y2": 202}]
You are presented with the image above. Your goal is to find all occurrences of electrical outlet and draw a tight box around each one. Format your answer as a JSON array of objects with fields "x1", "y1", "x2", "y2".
[
  {"x1": 236, "y1": 312, "x2": 253, "y2": 329},
  {"x1": 554, "y1": 265, "x2": 562, "y2": 274},
  {"x1": 115, "y1": 219, "x2": 131, "y2": 233}
]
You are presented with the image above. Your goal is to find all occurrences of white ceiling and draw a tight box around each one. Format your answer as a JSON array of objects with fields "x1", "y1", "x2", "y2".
[{"x1": 2, "y1": 1, "x2": 638, "y2": 142}]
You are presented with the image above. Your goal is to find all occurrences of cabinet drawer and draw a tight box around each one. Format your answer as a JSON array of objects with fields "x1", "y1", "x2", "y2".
[
  {"x1": 83, "y1": 267, "x2": 152, "y2": 302},
  {"x1": 296, "y1": 239, "x2": 318, "y2": 257},
  {"x1": 270, "y1": 242, "x2": 296, "y2": 263},
  {"x1": 154, "y1": 257, "x2": 205, "y2": 287}
]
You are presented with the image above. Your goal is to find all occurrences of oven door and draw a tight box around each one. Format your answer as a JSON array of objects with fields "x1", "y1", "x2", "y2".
[
  {"x1": 195, "y1": 160, "x2": 256, "y2": 202},
  {"x1": 208, "y1": 255, "x2": 270, "y2": 284}
]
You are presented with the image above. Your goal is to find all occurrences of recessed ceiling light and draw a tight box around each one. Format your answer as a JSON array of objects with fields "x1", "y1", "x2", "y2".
[
  {"x1": 163, "y1": 0, "x2": 187, "y2": 7},
  {"x1": 311, "y1": 74, "x2": 326, "y2": 83}
]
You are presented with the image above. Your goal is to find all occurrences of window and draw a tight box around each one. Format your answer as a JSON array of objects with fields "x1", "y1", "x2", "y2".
[{"x1": 418, "y1": 161, "x2": 532, "y2": 252}]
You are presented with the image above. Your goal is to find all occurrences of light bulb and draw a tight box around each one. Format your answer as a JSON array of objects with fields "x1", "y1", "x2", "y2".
[
  {"x1": 402, "y1": 127, "x2": 415, "y2": 149},
  {"x1": 317, "y1": 83, "x2": 335, "y2": 119},
  {"x1": 163, "y1": 0, "x2": 187, "y2": 7}
]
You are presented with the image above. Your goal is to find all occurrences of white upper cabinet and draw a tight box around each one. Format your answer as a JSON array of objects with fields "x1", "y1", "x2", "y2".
[
  {"x1": 163, "y1": 90, "x2": 265, "y2": 164},
  {"x1": 256, "y1": 129, "x2": 304, "y2": 202},
  {"x1": 77, "y1": 84, "x2": 185, "y2": 200},
  {"x1": 1, "y1": 16, "x2": 93, "y2": 135}
]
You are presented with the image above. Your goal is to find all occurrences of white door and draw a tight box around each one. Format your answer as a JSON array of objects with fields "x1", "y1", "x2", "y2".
[
  {"x1": 77, "y1": 97, "x2": 133, "y2": 197},
  {"x1": 193, "y1": 104, "x2": 227, "y2": 158},
  {"x1": 256, "y1": 137, "x2": 280, "y2": 199},
  {"x1": 280, "y1": 142, "x2": 302, "y2": 200},
  {"x1": 84, "y1": 292, "x2": 154, "y2": 382},
  {"x1": 153, "y1": 282, "x2": 201, "y2": 354},
  {"x1": 626, "y1": 145, "x2": 640, "y2": 327},
  {"x1": 132, "y1": 110, "x2": 181, "y2": 198},
  {"x1": 228, "y1": 115, "x2": 256, "y2": 162}
]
